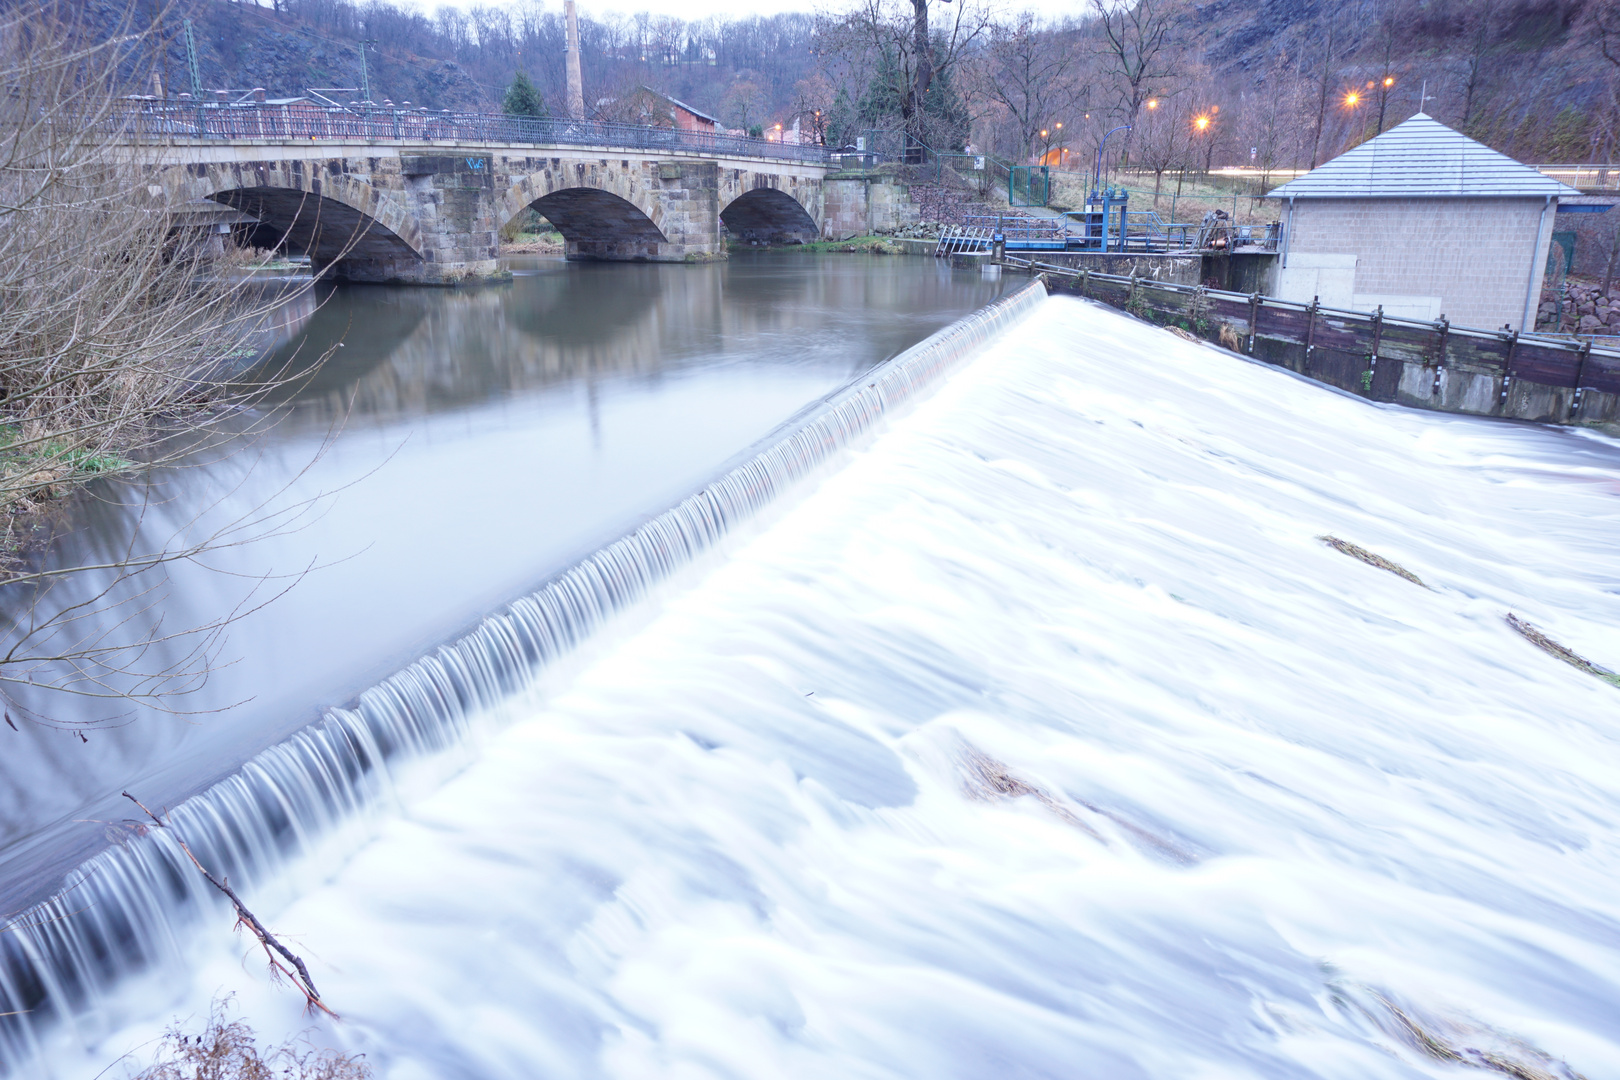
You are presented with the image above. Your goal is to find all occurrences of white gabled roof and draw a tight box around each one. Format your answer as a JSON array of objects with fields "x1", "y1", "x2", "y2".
[{"x1": 1267, "y1": 114, "x2": 1580, "y2": 199}]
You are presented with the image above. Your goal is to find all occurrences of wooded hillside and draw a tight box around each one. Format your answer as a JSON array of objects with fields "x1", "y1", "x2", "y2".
[{"x1": 119, "y1": 0, "x2": 1619, "y2": 172}]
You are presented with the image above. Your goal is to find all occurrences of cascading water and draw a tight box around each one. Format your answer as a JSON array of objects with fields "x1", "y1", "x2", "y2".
[{"x1": 0, "y1": 280, "x2": 1049, "y2": 1075}]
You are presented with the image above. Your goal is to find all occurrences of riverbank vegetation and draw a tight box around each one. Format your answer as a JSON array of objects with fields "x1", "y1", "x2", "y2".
[
  {"x1": 728, "y1": 235, "x2": 910, "y2": 254},
  {"x1": 498, "y1": 207, "x2": 565, "y2": 253},
  {"x1": 132, "y1": 998, "x2": 369, "y2": 1080},
  {"x1": 0, "y1": 4, "x2": 329, "y2": 716}
]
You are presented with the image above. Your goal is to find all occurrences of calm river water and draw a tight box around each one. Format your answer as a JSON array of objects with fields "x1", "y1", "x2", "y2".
[{"x1": 0, "y1": 253, "x2": 1009, "y2": 910}]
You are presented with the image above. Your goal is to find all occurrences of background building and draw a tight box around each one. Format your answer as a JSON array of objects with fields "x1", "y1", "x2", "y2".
[{"x1": 1269, "y1": 115, "x2": 1580, "y2": 330}]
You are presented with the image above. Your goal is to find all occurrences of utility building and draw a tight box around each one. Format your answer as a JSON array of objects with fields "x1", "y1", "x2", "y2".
[{"x1": 1268, "y1": 114, "x2": 1580, "y2": 330}]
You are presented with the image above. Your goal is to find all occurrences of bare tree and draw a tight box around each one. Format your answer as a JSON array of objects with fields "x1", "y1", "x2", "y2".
[
  {"x1": 831, "y1": 0, "x2": 993, "y2": 148},
  {"x1": 0, "y1": 4, "x2": 340, "y2": 722},
  {"x1": 1456, "y1": 0, "x2": 1504, "y2": 128},
  {"x1": 1090, "y1": 0, "x2": 1188, "y2": 160},
  {"x1": 1132, "y1": 94, "x2": 1195, "y2": 205},
  {"x1": 966, "y1": 14, "x2": 1088, "y2": 160},
  {"x1": 1306, "y1": 7, "x2": 1343, "y2": 168}
]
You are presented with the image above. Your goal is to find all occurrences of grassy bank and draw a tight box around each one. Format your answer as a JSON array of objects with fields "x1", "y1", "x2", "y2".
[{"x1": 728, "y1": 236, "x2": 910, "y2": 254}]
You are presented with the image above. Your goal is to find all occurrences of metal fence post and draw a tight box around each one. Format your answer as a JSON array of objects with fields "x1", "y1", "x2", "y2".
[
  {"x1": 1431, "y1": 315, "x2": 1450, "y2": 397},
  {"x1": 1570, "y1": 340, "x2": 1593, "y2": 421},
  {"x1": 1499, "y1": 330, "x2": 1519, "y2": 413}
]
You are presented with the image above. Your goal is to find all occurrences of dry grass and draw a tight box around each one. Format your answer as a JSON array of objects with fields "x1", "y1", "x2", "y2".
[
  {"x1": 959, "y1": 745, "x2": 1198, "y2": 862},
  {"x1": 132, "y1": 999, "x2": 369, "y2": 1080},
  {"x1": 1506, "y1": 614, "x2": 1620, "y2": 688},
  {"x1": 1331, "y1": 982, "x2": 1590, "y2": 1080},
  {"x1": 960, "y1": 746, "x2": 1101, "y2": 837},
  {"x1": 1319, "y1": 536, "x2": 1427, "y2": 588}
]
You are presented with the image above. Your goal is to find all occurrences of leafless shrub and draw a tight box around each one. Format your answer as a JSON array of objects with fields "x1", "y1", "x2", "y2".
[
  {"x1": 0, "y1": 4, "x2": 352, "y2": 718},
  {"x1": 132, "y1": 997, "x2": 369, "y2": 1080}
]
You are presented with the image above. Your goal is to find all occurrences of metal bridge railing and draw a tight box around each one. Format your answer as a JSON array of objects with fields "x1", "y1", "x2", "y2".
[
  {"x1": 1531, "y1": 164, "x2": 1620, "y2": 192},
  {"x1": 117, "y1": 102, "x2": 835, "y2": 166}
]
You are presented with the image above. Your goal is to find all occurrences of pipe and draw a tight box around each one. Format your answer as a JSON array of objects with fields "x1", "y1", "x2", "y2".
[
  {"x1": 1282, "y1": 196, "x2": 1295, "y2": 268},
  {"x1": 1521, "y1": 194, "x2": 1552, "y2": 331}
]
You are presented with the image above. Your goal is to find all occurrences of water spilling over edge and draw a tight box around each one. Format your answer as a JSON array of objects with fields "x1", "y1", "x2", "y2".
[{"x1": 0, "y1": 279, "x2": 1049, "y2": 1072}]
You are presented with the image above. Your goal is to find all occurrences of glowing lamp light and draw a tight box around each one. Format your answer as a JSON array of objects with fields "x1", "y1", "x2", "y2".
[
  {"x1": 1040, "y1": 129, "x2": 1048, "y2": 138},
  {"x1": 1194, "y1": 115, "x2": 1210, "y2": 131},
  {"x1": 1345, "y1": 92, "x2": 1360, "y2": 107},
  {"x1": 1147, "y1": 99, "x2": 1158, "y2": 110},
  {"x1": 1383, "y1": 76, "x2": 1395, "y2": 88}
]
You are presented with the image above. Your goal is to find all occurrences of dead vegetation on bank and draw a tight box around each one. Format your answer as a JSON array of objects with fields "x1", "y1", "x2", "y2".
[
  {"x1": 1506, "y1": 614, "x2": 1620, "y2": 689},
  {"x1": 131, "y1": 998, "x2": 369, "y2": 1080},
  {"x1": 1319, "y1": 536, "x2": 1428, "y2": 588},
  {"x1": 0, "y1": 5, "x2": 339, "y2": 717}
]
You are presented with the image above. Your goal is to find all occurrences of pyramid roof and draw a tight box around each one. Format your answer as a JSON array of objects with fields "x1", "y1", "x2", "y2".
[{"x1": 1267, "y1": 114, "x2": 1580, "y2": 199}]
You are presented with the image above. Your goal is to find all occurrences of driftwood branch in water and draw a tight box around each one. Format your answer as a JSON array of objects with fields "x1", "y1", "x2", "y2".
[{"x1": 121, "y1": 792, "x2": 334, "y2": 1017}]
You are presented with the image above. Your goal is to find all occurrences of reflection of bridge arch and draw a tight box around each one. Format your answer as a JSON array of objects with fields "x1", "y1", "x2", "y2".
[
  {"x1": 720, "y1": 186, "x2": 819, "y2": 245},
  {"x1": 160, "y1": 162, "x2": 424, "y2": 276},
  {"x1": 499, "y1": 169, "x2": 672, "y2": 261}
]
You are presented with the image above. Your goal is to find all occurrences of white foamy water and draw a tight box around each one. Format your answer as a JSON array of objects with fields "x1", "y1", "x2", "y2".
[{"x1": 78, "y1": 295, "x2": 1620, "y2": 1078}]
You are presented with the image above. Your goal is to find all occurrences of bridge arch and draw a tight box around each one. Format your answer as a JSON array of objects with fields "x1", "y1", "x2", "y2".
[
  {"x1": 720, "y1": 186, "x2": 819, "y2": 245},
  {"x1": 161, "y1": 162, "x2": 425, "y2": 275},
  {"x1": 499, "y1": 170, "x2": 670, "y2": 261}
]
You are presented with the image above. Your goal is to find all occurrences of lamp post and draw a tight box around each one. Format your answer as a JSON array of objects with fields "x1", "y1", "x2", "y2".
[
  {"x1": 1094, "y1": 124, "x2": 1130, "y2": 194},
  {"x1": 1376, "y1": 74, "x2": 1395, "y2": 134}
]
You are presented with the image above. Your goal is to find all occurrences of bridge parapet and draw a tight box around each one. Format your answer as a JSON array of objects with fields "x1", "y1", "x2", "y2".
[{"x1": 129, "y1": 102, "x2": 831, "y2": 167}]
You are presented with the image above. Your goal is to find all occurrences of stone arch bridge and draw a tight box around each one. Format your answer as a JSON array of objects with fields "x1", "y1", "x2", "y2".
[{"x1": 155, "y1": 131, "x2": 912, "y2": 283}]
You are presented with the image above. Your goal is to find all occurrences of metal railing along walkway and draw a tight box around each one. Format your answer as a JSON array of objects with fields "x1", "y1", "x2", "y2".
[
  {"x1": 1531, "y1": 164, "x2": 1620, "y2": 192},
  {"x1": 117, "y1": 101, "x2": 835, "y2": 166}
]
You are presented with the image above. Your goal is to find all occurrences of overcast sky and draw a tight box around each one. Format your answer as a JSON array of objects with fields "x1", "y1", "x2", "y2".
[{"x1": 393, "y1": 0, "x2": 820, "y2": 20}]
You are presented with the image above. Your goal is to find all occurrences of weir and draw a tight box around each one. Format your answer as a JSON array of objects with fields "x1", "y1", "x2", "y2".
[{"x1": 0, "y1": 282, "x2": 1048, "y2": 1073}]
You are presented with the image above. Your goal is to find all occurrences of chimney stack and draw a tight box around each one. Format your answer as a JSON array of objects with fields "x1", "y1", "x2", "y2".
[{"x1": 565, "y1": 0, "x2": 584, "y2": 121}]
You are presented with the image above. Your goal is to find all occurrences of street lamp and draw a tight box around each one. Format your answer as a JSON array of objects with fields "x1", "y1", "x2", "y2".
[
  {"x1": 1194, "y1": 114, "x2": 1215, "y2": 173},
  {"x1": 1094, "y1": 124, "x2": 1130, "y2": 193}
]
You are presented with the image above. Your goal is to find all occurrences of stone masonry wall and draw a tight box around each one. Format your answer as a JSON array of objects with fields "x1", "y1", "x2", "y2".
[
  {"x1": 157, "y1": 142, "x2": 829, "y2": 280},
  {"x1": 823, "y1": 177, "x2": 919, "y2": 238}
]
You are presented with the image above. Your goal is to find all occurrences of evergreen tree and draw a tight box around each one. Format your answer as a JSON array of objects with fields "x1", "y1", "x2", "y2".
[{"x1": 503, "y1": 72, "x2": 547, "y2": 118}]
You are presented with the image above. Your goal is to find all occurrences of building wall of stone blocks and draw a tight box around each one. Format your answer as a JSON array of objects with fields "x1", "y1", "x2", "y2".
[{"x1": 1280, "y1": 196, "x2": 1556, "y2": 330}]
